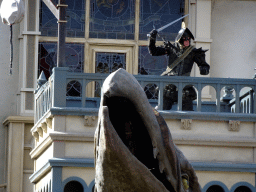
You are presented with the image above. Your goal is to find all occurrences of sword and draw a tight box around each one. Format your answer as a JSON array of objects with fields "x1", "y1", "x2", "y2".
[{"x1": 147, "y1": 14, "x2": 189, "y2": 38}]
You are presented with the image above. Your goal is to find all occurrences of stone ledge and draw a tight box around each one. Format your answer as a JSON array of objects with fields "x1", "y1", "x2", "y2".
[
  {"x1": 49, "y1": 132, "x2": 94, "y2": 142},
  {"x1": 194, "y1": 38, "x2": 213, "y2": 43},
  {"x1": 160, "y1": 111, "x2": 256, "y2": 122},
  {"x1": 43, "y1": 107, "x2": 256, "y2": 122},
  {"x1": 29, "y1": 161, "x2": 51, "y2": 183},
  {"x1": 29, "y1": 157, "x2": 256, "y2": 184},
  {"x1": 174, "y1": 135, "x2": 256, "y2": 147},
  {"x1": 29, "y1": 158, "x2": 94, "y2": 184},
  {"x1": 3, "y1": 116, "x2": 34, "y2": 126},
  {"x1": 30, "y1": 132, "x2": 94, "y2": 159},
  {"x1": 192, "y1": 162, "x2": 256, "y2": 173}
]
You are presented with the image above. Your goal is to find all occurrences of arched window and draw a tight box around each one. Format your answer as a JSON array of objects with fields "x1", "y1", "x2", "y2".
[
  {"x1": 234, "y1": 186, "x2": 252, "y2": 192},
  {"x1": 206, "y1": 185, "x2": 225, "y2": 192},
  {"x1": 64, "y1": 181, "x2": 84, "y2": 192}
]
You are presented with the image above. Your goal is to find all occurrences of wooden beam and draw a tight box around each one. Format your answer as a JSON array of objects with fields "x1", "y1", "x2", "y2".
[{"x1": 42, "y1": 0, "x2": 59, "y2": 19}]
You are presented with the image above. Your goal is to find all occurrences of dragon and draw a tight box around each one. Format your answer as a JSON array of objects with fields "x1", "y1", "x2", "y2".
[{"x1": 94, "y1": 69, "x2": 201, "y2": 192}]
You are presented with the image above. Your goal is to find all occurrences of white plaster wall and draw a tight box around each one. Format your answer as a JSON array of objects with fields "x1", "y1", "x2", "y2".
[
  {"x1": 35, "y1": 145, "x2": 53, "y2": 171},
  {"x1": 211, "y1": 1, "x2": 256, "y2": 79},
  {"x1": 179, "y1": 145, "x2": 253, "y2": 163},
  {"x1": 23, "y1": 173, "x2": 34, "y2": 192},
  {"x1": 65, "y1": 142, "x2": 94, "y2": 158},
  {"x1": 0, "y1": 0, "x2": 21, "y2": 187},
  {"x1": 66, "y1": 116, "x2": 97, "y2": 134},
  {"x1": 196, "y1": 171, "x2": 255, "y2": 189},
  {"x1": 167, "y1": 119, "x2": 254, "y2": 138},
  {"x1": 62, "y1": 167, "x2": 95, "y2": 187}
]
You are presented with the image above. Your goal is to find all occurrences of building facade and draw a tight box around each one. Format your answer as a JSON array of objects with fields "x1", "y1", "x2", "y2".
[{"x1": 0, "y1": 0, "x2": 256, "y2": 191}]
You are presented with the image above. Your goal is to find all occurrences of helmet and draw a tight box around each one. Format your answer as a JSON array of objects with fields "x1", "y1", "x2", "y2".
[{"x1": 175, "y1": 28, "x2": 194, "y2": 45}]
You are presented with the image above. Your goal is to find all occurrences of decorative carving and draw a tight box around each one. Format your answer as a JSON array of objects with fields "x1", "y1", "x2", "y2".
[
  {"x1": 229, "y1": 120, "x2": 240, "y2": 132},
  {"x1": 181, "y1": 119, "x2": 192, "y2": 130},
  {"x1": 46, "y1": 118, "x2": 52, "y2": 129},
  {"x1": 37, "y1": 127, "x2": 43, "y2": 137},
  {"x1": 84, "y1": 116, "x2": 96, "y2": 127},
  {"x1": 41, "y1": 123, "x2": 47, "y2": 133},
  {"x1": 32, "y1": 132, "x2": 39, "y2": 142},
  {"x1": 221, "y1": 86, "x2": 234, "y2": 102}
]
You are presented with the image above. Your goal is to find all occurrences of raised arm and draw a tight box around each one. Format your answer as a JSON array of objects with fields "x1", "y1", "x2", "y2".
[{"x1": 148, "y1": 29, "x2": 166, "y2": 56}]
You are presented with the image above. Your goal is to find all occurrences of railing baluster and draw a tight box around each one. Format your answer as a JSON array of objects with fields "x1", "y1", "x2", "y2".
[
  {"x1": 36, "y1": 99, "x2": 38, "y2": 122},
  {"x1": 38, "y1": 97, "x2": 40, "y2": 121},
  {"x1": 81, "y1": 79, "x2": 86, "y2": 107},
  {"x1": 178, "y1": 82, "x2": 183, "y2": 111},
  {"x1": 235, "y1": 84, "x2": 240, "y2": 113},
  {"x1": 158, "y1": 82, "x2": 164, "y2": 110},
  {"x1": 253, "y1": 86, "x2": 256, "y2": 114},
  {"x1": 140, "y1": 81, "x2": 145, "y2": 91},
  {"x1": 216, "y1": 83, "x2": 221, "y2": 112},
  {"x1": 197, "y1": 83, "x2": 202, "y2": 112}
]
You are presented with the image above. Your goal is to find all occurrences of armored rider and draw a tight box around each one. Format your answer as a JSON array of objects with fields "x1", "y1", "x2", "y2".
[{"x1": 148, "y1": 28, "x2": 210, "y2": 111}]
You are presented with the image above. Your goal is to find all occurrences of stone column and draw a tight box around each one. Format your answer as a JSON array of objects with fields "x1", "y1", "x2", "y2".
[
  {"x1": 3, "y1": 116, "x2": 34, "y2": 192},
  {"x1": 194, "y1": 0, "x2": 213, "y2": 101}
]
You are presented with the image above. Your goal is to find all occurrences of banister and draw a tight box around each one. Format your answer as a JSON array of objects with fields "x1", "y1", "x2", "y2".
[{"x1": 34, "y1": 69, "x2": 256, "y2": 124}]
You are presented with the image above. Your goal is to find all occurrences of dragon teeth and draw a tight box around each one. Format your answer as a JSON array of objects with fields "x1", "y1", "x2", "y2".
[
  {"x1": 153, "y1": 147, "x2": 159, "y2": 159},
  {"x1": 159, "y1": 161, "x2": 165, "y2": 173},
  {"x1": 166, "y1": 175, "x2": 172, "y2": 183}
]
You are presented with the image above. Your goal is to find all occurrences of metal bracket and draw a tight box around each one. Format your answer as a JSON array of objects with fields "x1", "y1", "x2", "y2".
[
  {"x1": 57, "y1": 20, "x2": 67, "y2": 23},
  {"x1": 57, "y1": 4, "x2": 68, "y2": 8}
]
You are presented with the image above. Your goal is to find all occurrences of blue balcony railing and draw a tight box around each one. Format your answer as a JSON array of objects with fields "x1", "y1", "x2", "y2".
[{"x1": 34, "y1": 67, "x2": 256, "y2": 123}]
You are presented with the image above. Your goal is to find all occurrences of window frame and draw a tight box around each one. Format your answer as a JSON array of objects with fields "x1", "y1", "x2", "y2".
[{"x1": 37, "y1": 0, "x2": 188, "y2": 76}]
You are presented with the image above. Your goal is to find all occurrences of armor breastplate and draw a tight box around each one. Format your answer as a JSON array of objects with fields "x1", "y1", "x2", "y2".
[{"x1": 168, "y1": 47, "x2": 195, "y2": 76}]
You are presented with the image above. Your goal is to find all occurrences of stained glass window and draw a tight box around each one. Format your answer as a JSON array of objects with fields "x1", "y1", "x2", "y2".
[
  {"x1": 38, "y1": 42, "x2": 84, "y2": 79},
  {"x1": 139, "y1": 0, "x2": 184, "y2": 41},
  {"x1": 94, "y1": 52, "x2": 126, "y2": 97},
  {"x1": 138, "y1": 46, "x2": 167, "y2": 75},
  {"x1": 90, "y1": 0, "x2": 135, "y2": 39},
  {"x1": 40, "y1": 0, "x2": 85, "y2": 37},
  {"x1": 95, "y1": 52, "x2": 126, "y2": 73}
]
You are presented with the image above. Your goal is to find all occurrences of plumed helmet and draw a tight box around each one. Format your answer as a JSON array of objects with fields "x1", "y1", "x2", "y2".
[{"x1": 175, "y1": 28, "x2": 194, "y2": 44}]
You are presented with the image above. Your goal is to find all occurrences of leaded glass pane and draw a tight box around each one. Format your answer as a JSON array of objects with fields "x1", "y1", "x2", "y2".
[
  {"x1": 90, "y1": 0, "x2": 135, "y2": 39},
  {"x1": 95, "y1": 52, "x2": 126, "y2": 97},
  {"x1": 95, "y1": 52, "x2": 126, "y2": 73},
  {"x1": 144, "y1": 84, "x2": 158, "y2": 99},
  {"x1": 139, "y1": 0, "x2": 184, "y2": 41},
  {"x1": 138, "y1": 46, "x2": 167, "y2": 75},
  {"x1": 38, "y1": 42, "x2": 84, "y2": 79},
  {"x1": 66, "y1": 80, "x2": 82, "y2": 97},
  {"x1": 94, "y1": 81, "x2": 101, "y2": 98},
  {"x1": 40, "y1": 0, "x2": 85, "y2": 37}
]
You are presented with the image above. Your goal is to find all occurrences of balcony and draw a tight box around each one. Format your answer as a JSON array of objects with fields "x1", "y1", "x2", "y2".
[
  {"x1": 30, "y1": 67, "x2": 256, "y2": 189},
  {"x1": 34, "y1": 67, "x2": 256, "y2": 125}
]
